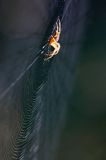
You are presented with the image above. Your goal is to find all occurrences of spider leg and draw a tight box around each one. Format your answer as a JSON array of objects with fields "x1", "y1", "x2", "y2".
[{"x1": 58, "y1": 19, "x2": 61, "y2": 33}]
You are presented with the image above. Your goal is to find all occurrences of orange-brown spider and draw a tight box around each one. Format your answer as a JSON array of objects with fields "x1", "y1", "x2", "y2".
[{"x1": 44, "y1": 18, "x2": 61, "y2": 60}]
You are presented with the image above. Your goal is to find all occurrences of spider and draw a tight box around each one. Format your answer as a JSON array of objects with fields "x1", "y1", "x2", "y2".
[{"x1": 44, "y1": 18, "x2": 61, "y2": 60}]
